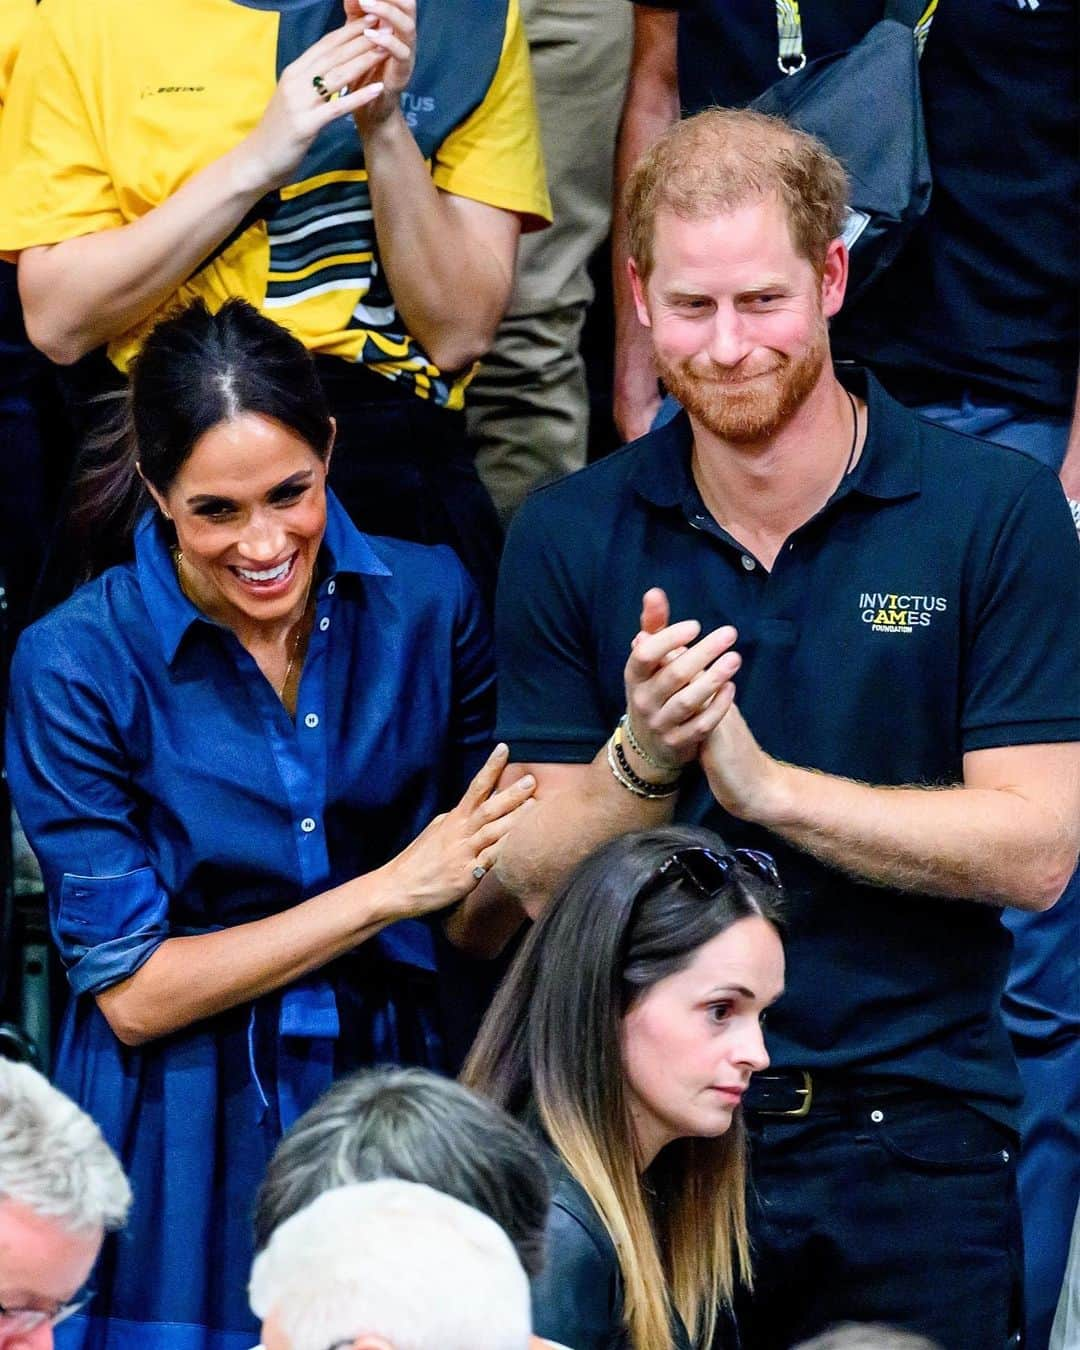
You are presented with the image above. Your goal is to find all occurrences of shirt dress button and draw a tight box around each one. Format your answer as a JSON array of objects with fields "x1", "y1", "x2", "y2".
[
  {"x1": 304, "y1": 713, "x2": 319, "y2": 729},
  {"x1": 319, "y1": 617, "x2": 330, "y2": 632},
  {"x1": 327, "y1": 580, "x2": 336, "y2": 595},
  {"x1": 741, "y1": 555, "x2": 756, "y2": 571},
  {"x1": 300, "y1": 817, "x2": 317, "y2": 834}
]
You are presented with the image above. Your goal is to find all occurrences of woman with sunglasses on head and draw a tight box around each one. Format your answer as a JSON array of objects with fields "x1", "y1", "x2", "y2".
[
  {"x1": 5, "y1": 298, "x2": 534, "y2": 1350},
  {"x1": 463, "y1": 826, "x2": 785, "y2": 1350}
]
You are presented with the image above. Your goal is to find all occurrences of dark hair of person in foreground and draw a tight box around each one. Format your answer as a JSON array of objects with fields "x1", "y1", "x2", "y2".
[
  {"x1": 253, "y1": 1066, "x2": 550, "y2": 1279},
  {"x1": 464, "y1": 825, "x2": 785, "y2": 1350}
]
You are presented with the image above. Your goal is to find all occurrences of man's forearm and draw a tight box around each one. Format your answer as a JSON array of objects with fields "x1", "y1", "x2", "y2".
[
  {"x1": 611, "y1": 7, "x2": 679, "y2": 440},
  {"x1": 756, "y1": 763, "x2": 1077, "y2": 912},
  {"x1": 17, "y1": 145, "x2": 268, "y2": 366},
  {"x1": 496, "y1": 749, "x2": 676, "y2": 915},
  {"x1": 362, "y1": 109, "x2": 516, "y2": 374}
]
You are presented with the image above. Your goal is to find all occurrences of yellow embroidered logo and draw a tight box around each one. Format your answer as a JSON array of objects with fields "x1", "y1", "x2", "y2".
[{"x1": 859, "y1": 591, "x2": 947, "y2": 634}]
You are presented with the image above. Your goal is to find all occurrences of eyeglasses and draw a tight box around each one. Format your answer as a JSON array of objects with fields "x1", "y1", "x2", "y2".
[
  {"x1": 0, "y1": 1294, "x2": 89, "y2": 1333},
  {"x1": 652, "y1": 845, "x2": 783, "y2": 899}
]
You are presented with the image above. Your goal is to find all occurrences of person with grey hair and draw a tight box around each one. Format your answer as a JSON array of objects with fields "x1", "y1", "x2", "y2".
[
  {"x1": 253, "y1": 1067, "x2": 549, "y2": 1278},
  {"x1": 249, "y1": 1180, "x2": 532, "y2": 1350},
  {"x1": 793, "y1": 1327, "x2": 941, "y2": 1350},
  {"x1": 0, "y1": 1060, "x2": 130, "y2": 1348}
]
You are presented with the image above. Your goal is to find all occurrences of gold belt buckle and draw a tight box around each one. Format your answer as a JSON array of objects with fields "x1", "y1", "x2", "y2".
[{"x1": 781, "y1": 1070, "x2": 814, "y2": 1117}]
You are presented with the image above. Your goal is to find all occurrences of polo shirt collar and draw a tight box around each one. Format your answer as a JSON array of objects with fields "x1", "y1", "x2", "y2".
[
  {"x1": 840, "y1": 365, "x2": 922, "y2": 502},
  {"x1": 135, "y1": 489, "x2": 391, "y2": 666},
  {"x1": 629, "y1": 365, "x2": 922, "y2": 515}
]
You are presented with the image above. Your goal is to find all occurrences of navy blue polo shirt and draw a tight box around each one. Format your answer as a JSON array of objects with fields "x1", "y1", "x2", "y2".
[
  {"x1": 633, "y1": 0, "x2": 1079, "y2": 417},
  {"x1": 496, "y1": 369, "x2": 1080, "y2": 1125}
]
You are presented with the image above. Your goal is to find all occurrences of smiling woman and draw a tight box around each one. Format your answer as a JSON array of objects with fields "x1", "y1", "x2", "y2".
[
  {"x1": 6, "y1": 299, "x2": 536, "y2": 1350},
  {"x1": 463, "y1": 826, "x2": 786, "y2": 1350},
  {"x1": 127, "y1": 314, "x2": 339, "y2": 711},
  {"x1": 145, "y1": 415, "x2": 331, "y2": 708}
]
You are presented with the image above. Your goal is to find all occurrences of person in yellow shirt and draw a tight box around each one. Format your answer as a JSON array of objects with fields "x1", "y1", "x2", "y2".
[
  {"x1": 0, "y1": 0, "x2": 551, "y2": 609},
  {"x1": 0, "y1": 0, "x2": 35, "y2": 102}
]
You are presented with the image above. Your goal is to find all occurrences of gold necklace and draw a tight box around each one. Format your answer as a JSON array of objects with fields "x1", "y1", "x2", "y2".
[{"x1": 174, "y1": 550, "x2": 315, "y2": 701}]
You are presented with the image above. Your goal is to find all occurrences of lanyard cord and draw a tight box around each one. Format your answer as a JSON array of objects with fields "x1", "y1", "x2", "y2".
[
  {"x1": 773, "y1": 0, "x2": 938, "y2": 76},
  {"x1": 774, "y1": 0, "x2": 806, "y2": 74}
]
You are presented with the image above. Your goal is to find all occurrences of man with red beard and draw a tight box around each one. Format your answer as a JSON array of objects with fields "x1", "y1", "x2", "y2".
[{"x1": 488, "y1": 109, "x2": 1080, "y2": 1349}]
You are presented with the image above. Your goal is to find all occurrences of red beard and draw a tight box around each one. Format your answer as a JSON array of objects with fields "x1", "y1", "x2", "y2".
[{"x1": 655, "y1": 323, "x2": 829, "y2": 444}]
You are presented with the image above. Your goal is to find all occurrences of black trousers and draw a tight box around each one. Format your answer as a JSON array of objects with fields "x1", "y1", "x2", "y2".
[
  {"x1": 316, "y1": 357, "x2": 503, "y2": 614},
  {"x1": 734, "y1": 1086, "x2": 1023, "y2": 1350}
]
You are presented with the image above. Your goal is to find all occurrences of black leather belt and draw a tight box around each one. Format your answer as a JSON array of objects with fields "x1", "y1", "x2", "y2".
[{"x1": 744, "y1": 1070, "x2": 921, "y2": 1118}]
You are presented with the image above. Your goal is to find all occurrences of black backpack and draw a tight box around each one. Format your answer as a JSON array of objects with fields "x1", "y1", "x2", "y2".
[{"x1": 752, "y1": 0, "x2": 934, "y2": 302}]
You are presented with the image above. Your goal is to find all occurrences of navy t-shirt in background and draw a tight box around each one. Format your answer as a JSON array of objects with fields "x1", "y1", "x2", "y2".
[
  {"x1": 632, "y1": 0, "x2": 1079, "y2": 418},
  {"x1": 495, "y1": 370, "x2": 1080, "y2": 1127}
]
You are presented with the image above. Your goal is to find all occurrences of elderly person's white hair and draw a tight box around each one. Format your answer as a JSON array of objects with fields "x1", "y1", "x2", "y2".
[
  {"x1": 249, "y1": 1179, "x2": 532, "y2": 1350},
  {"x1": 0, "y1": 1059, "x2": 130, "y2": 1232}
]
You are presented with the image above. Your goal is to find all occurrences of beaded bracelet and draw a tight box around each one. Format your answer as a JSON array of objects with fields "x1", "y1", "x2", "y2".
[
  {"x1": 606, "y1": 725, "x2": 681, "y2": 799},
  {"x1": 607, "y1": 735, "x2": 678, "y2": 799},
  {"x1": 619, "y1": 712, "x2": 677, "y2": 775}
]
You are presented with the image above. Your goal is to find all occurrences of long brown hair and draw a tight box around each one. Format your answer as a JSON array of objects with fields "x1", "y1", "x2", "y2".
[{"x1": 463, "y1": 826, "x2": 784, "y2": 1349}]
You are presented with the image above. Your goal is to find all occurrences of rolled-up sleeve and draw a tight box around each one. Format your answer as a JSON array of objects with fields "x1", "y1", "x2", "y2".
[{"x1": 6, "y1": 626, "x2": 170, "y2": 994}]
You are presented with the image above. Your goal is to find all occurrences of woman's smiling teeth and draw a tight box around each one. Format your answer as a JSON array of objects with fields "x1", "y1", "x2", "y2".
[{"x1": 232, "y1": 554, "x2": 297, "y2": 585}]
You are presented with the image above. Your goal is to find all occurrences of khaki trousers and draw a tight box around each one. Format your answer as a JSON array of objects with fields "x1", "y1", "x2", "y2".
[{"x1": 467, "y1": 0, "x2": 632, "y2": 524}]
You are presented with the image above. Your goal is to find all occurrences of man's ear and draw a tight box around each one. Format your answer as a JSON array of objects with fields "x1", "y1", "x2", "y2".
[
  {"x1": 820, "y1": 237, "x2": 849, "y2": 320},
  {"x1": 627, "y1": 258, "x2": 653, "y2": 329}
]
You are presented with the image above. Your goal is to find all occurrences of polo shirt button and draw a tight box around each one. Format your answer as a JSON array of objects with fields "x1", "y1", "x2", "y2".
[
  {"x1": 300, "y1": 817, "x2": 316, "y2": 834},
  {"x1": 327, "y1": 580, "x2": 336, "y2": 595},
  {"x1": 870, "y1": 1109, "x2": 885, "y2": 1124},
  {"x1": 741, "y1": 555, "x2": 756, "y2": 571},
  {"x1": 319, "y1": 617, "x2": 330, "y2": 632},
  {"x1": 304, "y1": 713, "x2": 319, "y2": 729}
]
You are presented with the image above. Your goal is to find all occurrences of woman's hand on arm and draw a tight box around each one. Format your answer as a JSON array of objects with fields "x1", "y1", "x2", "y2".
[
  {"x1": 17, "y1": 21, "x2": 389, "y2": 365},
  {"x1": 96, "y1": 745, "x2": 536, "y2": 1047}
]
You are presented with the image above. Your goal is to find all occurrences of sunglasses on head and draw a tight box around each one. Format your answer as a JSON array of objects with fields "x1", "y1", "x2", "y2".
[{"x1": 652, "y1": 845, "x2": 783, "y2": 899}]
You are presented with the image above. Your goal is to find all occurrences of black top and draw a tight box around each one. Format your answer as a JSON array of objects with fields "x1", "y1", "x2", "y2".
[
  {"x1": 632, "y1": 0, "x2": 1079, "y2": 417},
  {"x1": 530, "y1": 1152, "x2": 696, "y2": 1350},
  {"x1": 496, "y1": 370, "x2": 1080, "y2": 1128}
]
